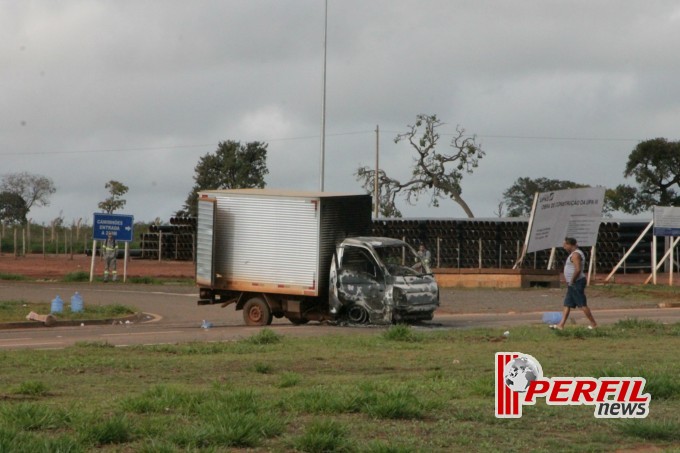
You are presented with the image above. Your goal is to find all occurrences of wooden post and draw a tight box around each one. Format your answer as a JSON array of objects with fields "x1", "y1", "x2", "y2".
[
  {"x1": 514, "y1": 192, "x2": 539, "y2": 269},
  {"x1": 89, "y1": 239, "x2": 97, "y2": 282},
  {"x1": 605, "y1": 220, "x2": 654, "y2": 282},
  {"x1": 652, "y1": 235, "x2": 657, "y2": 285},
  {"x1": 670, "y1": 238, "x2": 674, "y2": 286},
  {"x1": 644, "y1": 236, "x2": 680, "y2": 285},
  {"x1": 547, "y1": 248, "x2": 556, "y2": 270},
  {"x1": 478, "y1": 238, "x2": 482, "y2": 269}
]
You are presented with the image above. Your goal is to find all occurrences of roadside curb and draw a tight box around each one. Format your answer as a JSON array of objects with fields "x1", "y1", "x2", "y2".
[{"x1": 0, "y1": 312, "x2": 155, "y2": 330}]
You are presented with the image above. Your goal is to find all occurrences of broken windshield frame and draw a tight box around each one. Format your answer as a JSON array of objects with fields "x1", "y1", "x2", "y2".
[{"x1": 372, "y1": 243, "x2": 431, "y2": 277}]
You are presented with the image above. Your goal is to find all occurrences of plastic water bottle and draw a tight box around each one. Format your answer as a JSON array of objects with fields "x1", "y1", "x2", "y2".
[
  {"x1": 71, "y1": 292, "x2": 84, "y2": 313},
  {"x1": 51, "y1": 295, "x2": 64, "y2": 314}
]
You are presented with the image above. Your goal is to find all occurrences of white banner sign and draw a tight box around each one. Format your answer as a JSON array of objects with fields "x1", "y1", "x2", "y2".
[
  {"x1": 527, "y1": 187, "x2": 605, "y2": 253},
  {"x1": 653, "y1": 206, "x2": 680, "y2": 236}
]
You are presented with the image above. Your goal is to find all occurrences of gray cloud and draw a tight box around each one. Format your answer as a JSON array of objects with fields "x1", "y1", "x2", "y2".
[{"x1": 2, "y1": 0, "x2": 678, "y2": 225}]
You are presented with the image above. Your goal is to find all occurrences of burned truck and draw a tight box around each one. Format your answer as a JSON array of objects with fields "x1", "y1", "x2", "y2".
[{"x1": 196, "y1": 189, "x2": 439, "y2": 326}]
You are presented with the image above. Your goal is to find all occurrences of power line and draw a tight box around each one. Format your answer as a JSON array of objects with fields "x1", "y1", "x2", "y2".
[{"x1": 0, "y1": 130, "x2": 644, "y2": 156}]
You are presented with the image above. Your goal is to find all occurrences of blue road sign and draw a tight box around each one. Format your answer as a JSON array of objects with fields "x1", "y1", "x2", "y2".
[{"x1": 93, "y1": 213, "x2": 134, "y2": 242}]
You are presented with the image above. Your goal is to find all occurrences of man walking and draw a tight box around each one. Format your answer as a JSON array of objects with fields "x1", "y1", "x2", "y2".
[
  {"x1": 552, "y1": 237, "x2": 597, "y2": 330},
  {"x1": 102, "y1": 231, "x2": 118, "y2": 282}
]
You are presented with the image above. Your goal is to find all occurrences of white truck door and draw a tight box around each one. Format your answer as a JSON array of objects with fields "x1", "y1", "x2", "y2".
[{"x1": 196, "y1": 197, "x2": 217, "y2": 287}]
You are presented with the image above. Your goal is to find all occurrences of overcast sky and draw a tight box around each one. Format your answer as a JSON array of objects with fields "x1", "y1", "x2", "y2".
[{"x1": 3, "y1": 1, "x2": 679, "y2": 225}]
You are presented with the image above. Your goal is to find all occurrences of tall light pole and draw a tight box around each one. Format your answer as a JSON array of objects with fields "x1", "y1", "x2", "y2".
[
  {"x1": 374, "y1": 125, "x2": 380, "y2": 219},
  {"x1": 319, "y1": 0, "x2": 328, "y2": 192}
]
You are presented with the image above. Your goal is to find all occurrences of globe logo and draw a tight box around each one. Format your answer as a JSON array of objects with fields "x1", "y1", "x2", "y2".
[{"x1": 504, "y1": 355, "x2": 542, "y2": 393}]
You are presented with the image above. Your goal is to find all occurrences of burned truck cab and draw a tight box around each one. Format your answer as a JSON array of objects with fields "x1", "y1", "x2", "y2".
[{"x1": 329, "y1": 237, "x2": 439, "y2": 324}]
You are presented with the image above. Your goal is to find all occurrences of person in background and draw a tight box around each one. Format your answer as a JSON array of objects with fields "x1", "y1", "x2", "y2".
[
  {"x1": 415, "y1": 243, "x2": 432, "y2": 271},
  {"x1": 102, "y1": 231, "x2": 118, "y2": 282},
  {"x1": 552, "y1": 237, "x2": 597, "y2": 330}
]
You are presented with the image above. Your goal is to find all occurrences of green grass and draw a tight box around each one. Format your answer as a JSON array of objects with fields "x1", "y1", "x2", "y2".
[
  {"x1": 0, "y1": 322, "x2": 679, "y2": 451},
  {"x1": 0, "y1": 300, "x2": 135, "y2": 322},
  {"x1": 596, "y1": 283, "x2": 680, "y2": 301},
  {"x1": 0, "y1": 272, "x2": 27, "y2": 281},
  {"x1": 62, "y1": 271, "x2": 89, "y2": 282}
]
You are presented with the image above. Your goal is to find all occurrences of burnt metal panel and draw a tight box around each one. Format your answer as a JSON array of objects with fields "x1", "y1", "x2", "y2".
[{"x1": 318, "y1": 196, "x2": 372, "y2": 297}]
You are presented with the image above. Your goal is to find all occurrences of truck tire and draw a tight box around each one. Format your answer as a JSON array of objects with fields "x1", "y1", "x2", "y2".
[
  {"x1": 243, "y1": 297, "x2": 273, "y2": 326},
  {"x1": 346, "y1": 304, "x2": 369, "y2": 324}
]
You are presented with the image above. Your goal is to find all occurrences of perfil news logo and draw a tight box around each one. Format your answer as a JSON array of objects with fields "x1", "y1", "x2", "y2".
[{"x1": 495, "y1": 352, "x2": 651, "y2": 419}]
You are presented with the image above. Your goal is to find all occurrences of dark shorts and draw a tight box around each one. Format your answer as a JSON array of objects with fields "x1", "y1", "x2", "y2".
[{"x1": 564, "y1": 277, "x2": 587, "y2": 308}]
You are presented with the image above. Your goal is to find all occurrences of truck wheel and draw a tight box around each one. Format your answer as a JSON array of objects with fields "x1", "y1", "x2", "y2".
[
  {"x1": 243, "y1": 297, "x2": 273, "y2": 326},
  {"x1": 346, "y1": 305, "x2": 369, "y2": 324}
]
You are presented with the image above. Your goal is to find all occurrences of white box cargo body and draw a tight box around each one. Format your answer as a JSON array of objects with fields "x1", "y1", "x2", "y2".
[{"x1": 196, "y1": 189, "x2": 372, "y2": 298}]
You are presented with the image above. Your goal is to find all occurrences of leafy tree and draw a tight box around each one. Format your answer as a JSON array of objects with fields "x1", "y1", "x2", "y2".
[
  {"x1": 502, "y1": 177, "x2": 588, "y2": 217},
  {"x1": 605, "y1": 185, "x2": 655, "y2": 215},
  {"x1": 180, "y1": 140, "x2": 269, "y2": 217},
  {"x1": 356, "y1": 114, "x2": 484, "y2": 218},
  {"x1": 98, "y1": 180, "x2": 129, "y2": 213},
  {"x1": 0, "y1": 191, "x2": 29, "y2": 225},
  {"x1": 0, "y1": 171, "x2": 56, "y2": 213},
  {"x1": 610, "y1": 138, "x2": 680, "y2": 212}
]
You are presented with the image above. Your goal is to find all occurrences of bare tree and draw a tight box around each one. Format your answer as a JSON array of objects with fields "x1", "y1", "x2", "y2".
[
  {"x1": 356, "y1": 114, "x2": 484, "y2": 218},
  {"x1": 0, "y1": 172, "x2": 56, "y2": 213}
]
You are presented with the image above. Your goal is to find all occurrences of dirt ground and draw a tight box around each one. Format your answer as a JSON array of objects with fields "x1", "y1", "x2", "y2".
[
  {"x1": 0, "y1": 253, "x2": 194, "y2": 280},
  {"x1": 0, "y1": 252, "x2": 663, "y2": 284}
]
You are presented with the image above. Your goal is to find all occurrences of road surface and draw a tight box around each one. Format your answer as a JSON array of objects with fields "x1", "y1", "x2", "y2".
[{"x1": 1, "y1": 281, "x2": 678, "y2": 350}]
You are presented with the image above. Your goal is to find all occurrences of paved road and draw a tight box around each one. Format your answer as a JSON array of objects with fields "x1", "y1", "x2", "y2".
[{"x1": 1, "y1": 282, "x2": 679, "y2": 350}]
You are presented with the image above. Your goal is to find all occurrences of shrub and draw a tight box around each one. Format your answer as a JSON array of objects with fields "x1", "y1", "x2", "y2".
[
  {"x1": 13, "y1": 381, "x2": 49, "y2": 396},
  {"x1": 244, "y1": 328, "x2": 282, "y2": 345},
  {"x1": 382, "y1": 324, "x2": 423, "y2": 342},
  {"x1": 292, "y1": 419, "x2": 353, "y2": 453},
  {"x1": 63, "y1": 271, "x2": 89, "y2": 282},
  {"x1": 79, "y1": 414, "x2": 133, "y2": 446}
]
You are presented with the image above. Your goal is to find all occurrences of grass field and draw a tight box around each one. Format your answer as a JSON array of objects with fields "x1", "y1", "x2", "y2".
[{"x1": 1, "y1": 321, "x2": 679, "y2": 452}]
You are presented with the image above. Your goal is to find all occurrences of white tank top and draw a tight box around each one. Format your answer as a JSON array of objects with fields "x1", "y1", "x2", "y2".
[{"x1": 564, "y1": 249, "x2": 586, "y2": 283}]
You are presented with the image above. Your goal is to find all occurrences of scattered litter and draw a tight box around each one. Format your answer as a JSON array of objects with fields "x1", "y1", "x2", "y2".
[
  {"x1": 25, "y1": 311, "x2": 56, "y2": 327},
  {"x1": 201, "y1": 320, "x2": 213, "y2": 329},
  {"x1": 503, "y1": 331, "x2": 510, "y2": 337},
  {"x1": 80, "y1": 323, "x2": 85, "y2": 327}
]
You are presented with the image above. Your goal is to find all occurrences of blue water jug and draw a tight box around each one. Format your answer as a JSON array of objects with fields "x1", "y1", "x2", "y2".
[
  {"x1": 71, "y1": 292, "x2": 84, "y2": 313},
  {"x1": 542, "y1": 312, "x2": 562, "y2": 324},
  {"x1": 51, "y1": 295, "x2": 64, "y2": 314}
]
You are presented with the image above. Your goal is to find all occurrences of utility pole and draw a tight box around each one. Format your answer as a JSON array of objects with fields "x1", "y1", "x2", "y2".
[
  {"x1": 374, "y1": 125, "x2": 380, "y2": 219},
  {"x1": 320, "y1": 0, "x2": 328, "y2": 191}
]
